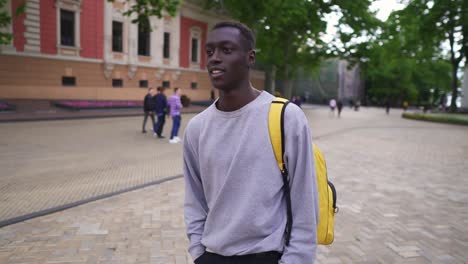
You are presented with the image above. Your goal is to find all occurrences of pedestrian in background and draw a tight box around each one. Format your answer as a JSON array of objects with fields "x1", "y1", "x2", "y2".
[
  {"x1": 154, "y1": 87, "x2": 168, "y2": 138},
  {"x1": 168, "y1": 87, "x2": 183, "y2": 144},
  {"x1": 329, "y1": 98, "x2": 336, "y2": 117},
  {"x1": 142, "y1": 87, "x2": 156, "y2": 133},
  {"x1": 337, "y1": 100, "x2": 343, "y2": 118},
  {"x1": 292, "y1": 96, "x2": 302, "y2": 108}
]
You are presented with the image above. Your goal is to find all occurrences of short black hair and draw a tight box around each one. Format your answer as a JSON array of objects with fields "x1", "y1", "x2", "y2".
[
  {"x1": 212, "y1": 21, "x2": 255, "y2": 51},
  {"x1": 157, "y1": 86, "x2": 163, "y2": 92},
  {"x1": 174, "y1": 87, "x2": 179, "y2": 93}
]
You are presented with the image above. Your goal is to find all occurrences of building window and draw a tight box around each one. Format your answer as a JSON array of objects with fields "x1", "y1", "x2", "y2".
[
  {"x1": 139, "y1": 80, "x2": 148, "y2": 88},
  {"x1": 112, "y1": 79, "x2": 123, "y2": 87},
  {"x1": 191, "y1": 82, "x2": 197, "y2": 90},
  {"x1": 62, "y1": 76, "x2": 76, "y2": 86},
  {"x1": 191, "y1": 38, "x2": 199, "y2": 63},
  {"x1": 60, "y1": 9, "x2": 75, "y2": 46},
  {"x1": 112, "y1": 21, "x2": 123, "y2": 52},
  {"x1": 162, "y1": 81, "x2": 170, "y2": 88},
  {"x1": 138, "y1": 19, "x2": 151, "y2": 56},
  {"x1": 163, "y1": 32, "x2": 170, "y2": 59}
]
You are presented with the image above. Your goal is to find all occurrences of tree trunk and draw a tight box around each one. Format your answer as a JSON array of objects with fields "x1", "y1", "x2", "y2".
[
  {"x1": 447, "y1": 16, "x2": 461, "y2": 113},
  {"x1": 283, "y1": 64, "x2": 293, "y2": 99},
  {"x1": 449, "y1": 64, "x2": 459, "y2": 112},
  {"x1": 270, "y1": 65, "x2": 276, "y2": 95},
  {"x1": 282, "y1": 35, "x2": 293, "y2": 99}
]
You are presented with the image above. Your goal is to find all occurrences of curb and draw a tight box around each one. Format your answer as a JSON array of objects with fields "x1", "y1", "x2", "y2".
[
  {"x1": 0, "y1": 175, "x2": 183, "y2": 228},
  {"x1": 0, "y1": 110, "x2": 203, "y2": 123}
]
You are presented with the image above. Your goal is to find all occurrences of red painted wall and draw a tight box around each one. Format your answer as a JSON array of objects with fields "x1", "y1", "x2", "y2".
[
  {"x1": 180, "y1": 16, "x2": 207, "y2": 69},
  {"x1": 12, "y1": 0, "x2": 26, "y2": 52},
  {"x1": 40, "y1": 0, "x2": 56, "y2": 54},
  {"x1": 80, "y1": 0, "x2": 103, "y2": 59}
]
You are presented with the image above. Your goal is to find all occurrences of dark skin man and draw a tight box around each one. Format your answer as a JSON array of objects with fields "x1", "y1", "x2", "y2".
[
  {"x1": 205, "y1": 26, "x2": 261, "y2": 112},
  {"x1": 184, "y1": 22, "x2": 319, "y2": 264}
]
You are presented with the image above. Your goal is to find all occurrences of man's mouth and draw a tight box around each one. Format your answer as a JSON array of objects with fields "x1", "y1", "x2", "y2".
[{"x1": 209, "y1": 69, "x2": 225, "y2": 78}]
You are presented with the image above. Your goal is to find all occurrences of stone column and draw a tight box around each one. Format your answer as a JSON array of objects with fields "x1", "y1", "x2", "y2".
[{"x1": 24, "y1": 0, "x2": 41, "y2": 53}]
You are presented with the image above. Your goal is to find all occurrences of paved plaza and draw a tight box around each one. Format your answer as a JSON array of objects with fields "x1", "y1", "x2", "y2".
[{"x1": 0, "y1": 106, "x2": 467, "y2": 263}]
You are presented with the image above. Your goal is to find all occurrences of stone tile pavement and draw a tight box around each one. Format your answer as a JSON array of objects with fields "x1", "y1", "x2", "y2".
[{"x1": 0, "y1": 106, "x2": 467, "y2": 263}]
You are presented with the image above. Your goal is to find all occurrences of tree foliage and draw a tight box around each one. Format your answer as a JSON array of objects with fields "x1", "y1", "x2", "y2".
[
  {"x1": 204, "y1": 0, "x2": 379, "y2": 98},
  {"x1": 0, "y1": 0, "x2": 24, "y2": 45},
  {"x1": 359, "y1": 8, "x2": 452, "y2": 107},
  {"x1": 399, "y1": 0, "x2": 467, "y2": 111},
  {"x1": 107, "y1": 0, "x2": 180, "y2": 25}
]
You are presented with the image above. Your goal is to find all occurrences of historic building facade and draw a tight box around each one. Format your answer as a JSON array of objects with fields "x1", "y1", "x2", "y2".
[{"x1": 0, "y1": 0, "x2": 265, "y2": 101}]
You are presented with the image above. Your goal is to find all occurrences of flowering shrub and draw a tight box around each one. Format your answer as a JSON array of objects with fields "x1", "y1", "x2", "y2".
[
  {"x1": 0, "y1": 102, "x2": 15, "y2": 111},
  {"x1": 53, "y1": 100, "x2": 143, "y2": 110}
]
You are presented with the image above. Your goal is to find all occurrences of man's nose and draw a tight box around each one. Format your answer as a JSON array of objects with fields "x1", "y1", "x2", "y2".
[{"x1": 208, "y1": 49, "x2": 221, "y2": 64}]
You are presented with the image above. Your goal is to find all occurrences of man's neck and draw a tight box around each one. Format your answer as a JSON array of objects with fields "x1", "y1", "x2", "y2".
[{"x1": 216, "y1": 85, "x2": 261, "y2": 112}]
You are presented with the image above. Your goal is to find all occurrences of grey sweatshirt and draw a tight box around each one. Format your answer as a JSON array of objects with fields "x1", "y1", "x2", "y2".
[{"x1": 183, "y1": 91, "x2": 319, "y2": 263}]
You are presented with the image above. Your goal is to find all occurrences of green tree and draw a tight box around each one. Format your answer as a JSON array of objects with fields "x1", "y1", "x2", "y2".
[
  {"x1": 0, "y1": 0, "x2": 24, "y2": 45},
  {"x1": 403, "y1": 0, "x2": 467, "y2": 112},
  {"x1": 107, "y1": 0, "x2": 180, "y2": 25},
  {"x1": 204, "y1": 0, "x2": 379, "y2": 98},
  {"x1": 358, "y1": 7, "x2": 452, "y2": 107}
]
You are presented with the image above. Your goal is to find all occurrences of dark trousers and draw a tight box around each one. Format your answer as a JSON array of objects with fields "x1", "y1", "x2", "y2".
[
  {"x1": 154, "y1": 113, "x2": 166, "y2": 136},
  {"x1": 195, "y1": 251, "x2": 281, "y2": 264},
  {"x1": 142, "y1": 111, "x2": 155, "y2": 131},
  {"x1": 170, "y1": 115, "x2": 181, "y2": 139}
]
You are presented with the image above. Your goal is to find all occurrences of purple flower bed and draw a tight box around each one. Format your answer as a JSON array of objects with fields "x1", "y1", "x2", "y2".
[
  {"x1": 53, "y1": 100, "x2": 143, "y2": 110},
  {"x1": 0, "y1": 102, "x2": 15, "y2": 111}
]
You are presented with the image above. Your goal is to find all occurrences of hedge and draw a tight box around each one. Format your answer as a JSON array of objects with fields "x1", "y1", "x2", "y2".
[{"x1": 402, "y1": 112, "x2": 468, "y2": 126}]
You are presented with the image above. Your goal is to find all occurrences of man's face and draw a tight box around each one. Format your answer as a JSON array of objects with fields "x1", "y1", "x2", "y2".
[{"x1": 205, "y1": 27, "x2": 255, "y2": 91}]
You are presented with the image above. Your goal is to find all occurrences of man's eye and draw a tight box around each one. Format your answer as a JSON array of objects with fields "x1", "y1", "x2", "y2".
[
  {"x1": 206, "y1": 49, "x2": 213, "y2": 55},
  {"x1": 223, "y1": 48, "x2": 232, "y2": 53}
]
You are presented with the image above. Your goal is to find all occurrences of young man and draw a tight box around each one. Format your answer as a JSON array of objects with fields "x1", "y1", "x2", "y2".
[
  {"x1": 153, "y1": 87, "x2": 168, "y2": 138},
  {"x1": 168, "y1": 87, "x2": 183, "y2": 144},
  {"x1": 142, "y1": 87, "x2": 156, "y2": 133},
  {"x1": 183, "y1": 22, "x2": 319, "y2": 264}
]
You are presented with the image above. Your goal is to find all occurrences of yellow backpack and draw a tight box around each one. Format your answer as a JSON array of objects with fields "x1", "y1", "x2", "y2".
[{"x1": 268, "y1": 97, "x2": 337, "y2": 245}]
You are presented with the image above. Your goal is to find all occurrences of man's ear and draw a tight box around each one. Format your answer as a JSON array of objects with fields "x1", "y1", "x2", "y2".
[{"x1": 247, "y1": 50, "x2": 256, "y2": 68}]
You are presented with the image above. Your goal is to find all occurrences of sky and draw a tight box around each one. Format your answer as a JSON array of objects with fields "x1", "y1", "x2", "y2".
[
  {"x1": 322, "y1": 0, "x2": 406, "y2": 44},
  {"x1": 370, "y1": 0, "x2": 406, "y2": 21}
]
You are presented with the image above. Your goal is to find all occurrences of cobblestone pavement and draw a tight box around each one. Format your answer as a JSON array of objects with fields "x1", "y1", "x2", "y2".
[
  {"x1": 0, "y1": 106, "x2": 467, "y2": 263},
  {"x1": 0, "y1": 116, "x2": 190, "y2": 223}
]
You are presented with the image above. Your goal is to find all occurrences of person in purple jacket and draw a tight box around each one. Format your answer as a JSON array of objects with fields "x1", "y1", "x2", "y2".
[{"x1": 168, "y1": 87, "x2": 183, "y2": 144}]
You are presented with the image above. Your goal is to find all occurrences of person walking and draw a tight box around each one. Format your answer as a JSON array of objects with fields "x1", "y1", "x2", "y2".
[
  {"x1": 292, "y1": 96, "x2": 302, "y2": 108},
  {"x1": 154, "y1": 87, "x2": 168, "y2": 138},
  {"x1": 337, "y1": 100, "x2": 343, "y2": 118},
  {"x1": 385, "y1": 100, "x2": 390, "y2": 115},
  {"x1": 142, "y1": 87, "x2": 156, "y2": 133},
  {"x1": 329, "y1": 98, "x2": 336, "y2": 117},
  {"x1": 183, "y1": 21, "x2": 319, "y2": 264},
  {"x1": 168, "y1": 87, "x2": 183, "y2": 144}
]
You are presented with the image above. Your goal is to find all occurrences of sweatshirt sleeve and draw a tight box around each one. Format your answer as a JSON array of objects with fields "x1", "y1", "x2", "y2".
[
  {"x1": 279, "y1": 104, "x2": 319, "y2": 264},
  {"x1": 183, "y1": 121, "x2": 208, "y2": 260}
]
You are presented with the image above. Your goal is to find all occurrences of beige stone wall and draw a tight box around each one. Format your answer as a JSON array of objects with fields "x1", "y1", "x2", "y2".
[{"x1": 0, "y1": 55, "x2": 265, "y2": 101}]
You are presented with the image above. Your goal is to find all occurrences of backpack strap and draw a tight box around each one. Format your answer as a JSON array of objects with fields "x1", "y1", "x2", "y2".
[{"x1": 268, "y1": 97, "x2": 293, "y2": 246}]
